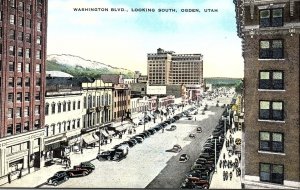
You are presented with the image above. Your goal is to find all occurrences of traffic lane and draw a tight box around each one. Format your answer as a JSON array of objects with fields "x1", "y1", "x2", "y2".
[
  {"x1": 146, "y1": 106, "x2": 225, "y2": 188},
  {"x1": 40, "y1": 114, "x2": 200, "y2": 188}
]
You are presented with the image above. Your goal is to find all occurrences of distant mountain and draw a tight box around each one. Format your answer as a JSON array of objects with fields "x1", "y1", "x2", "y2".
[{"x1": 46, "y1": 54, "x2": 134, "y2": 78}]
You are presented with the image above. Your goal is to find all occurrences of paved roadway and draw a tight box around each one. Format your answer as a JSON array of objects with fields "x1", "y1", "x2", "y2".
[{"x1": 39, "y1": 97, "x2": 232, "y2": 188}]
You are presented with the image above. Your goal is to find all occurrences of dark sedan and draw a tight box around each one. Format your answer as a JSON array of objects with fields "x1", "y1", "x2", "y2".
[
  {"x1": 67, "y1": 167, "x2": 89, "y2": 177},
  {"x1": 47, "y1": 171, "x2": 69, "y2": 186}
]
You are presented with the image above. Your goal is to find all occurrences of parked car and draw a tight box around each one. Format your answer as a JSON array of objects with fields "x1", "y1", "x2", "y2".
[
  {"x1": 166, "y1": 144, "x2": 182, "y2": 153},
  {"x1": 97, "y1": 150, "x2": 115, "y2": 161},
  {"x1": 187, "y1": 116, "x2": 193, "y2": 120},
  {"x1": 179, "y1": 154, "x2": 190, "y2": 163},
  {"x1": 196, "y1": 127, "x2": 202, "y2": 133},
  {"x1": 67, "y1": 167, "x2": 89, "y2": 177},
  {"x1": 148, "y1": 129, "x2": 156, "y2": 135},
  {"x1": 189, "y1": 133, "x2": 196, "y2": 138},
  {"x1": 183, "y1": 177, "x2": 210, "y2": 189},
  {"x1": 123, "y1": 141, "x2": 135, "y2": 148},
  {"x1": 166, "y1": 125, "x2": 177, "y2": 131},
  {"x1": 47, "y1": 171, "x2": 69, "y2": 186},
  {"x1": 74, "y1": 162, "x2": 95, "y2": 173},
  {"x1": 131, "y1": 136, "x2": 143, "y2": 143}
]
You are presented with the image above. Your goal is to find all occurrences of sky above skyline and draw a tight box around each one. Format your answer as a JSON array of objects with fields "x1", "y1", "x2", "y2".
[{"x1": 48, "y1": 0, "x2": 244, "y2": 78}]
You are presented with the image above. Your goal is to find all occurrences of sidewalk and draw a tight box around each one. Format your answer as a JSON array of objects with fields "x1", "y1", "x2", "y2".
[
  {"x1": 2, "y1": 105, "x2": 194, "y2": 188},
  {"x1": 209, "y1": 122, "x2": 242, "y2": 189}
]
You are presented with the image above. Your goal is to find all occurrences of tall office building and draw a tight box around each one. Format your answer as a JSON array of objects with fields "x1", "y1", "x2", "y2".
[
  {"x1": 147, "y1": 48, "x2": 203, "y2": 86},
  {"x1": 0, "y1": 0, "x2": 47, "y2": 183},
  {"x1": 234, "y1": 0, "x2": 299, "y2": 188}
]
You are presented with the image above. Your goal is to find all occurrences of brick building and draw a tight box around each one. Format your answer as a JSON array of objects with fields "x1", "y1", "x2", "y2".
[
  {"x1": 0, "y1": 0, "x2": 47, "y2": 184},
  {"x1": 234, "y1": 0, "x2": 299, "y2": 188}
]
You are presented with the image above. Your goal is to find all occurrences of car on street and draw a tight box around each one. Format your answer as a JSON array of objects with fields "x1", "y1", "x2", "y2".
[
  {"x1": 131, "y1": 136, "x2": 143, "y2": 143},
  {"x1": 187, "y1": 115, "x2": 193, "y2": 120},
  {"x1": 123, "y1": 141, "x2": 135, "y2": 148},
  {"x1": 179, "y1": 154, "x2": 190, "y2": 163},
  {"x1": 166, "y1": 144, "x2": 182, "y2": 153},
  {"x1": 74, "y1": 162, "x2": 95, "y2": 173},
  {"x1": 97, "y1": 150, "x2": 116, "y2": 161},
  {"x1": 183, "y1": 177, "x2": 210, "y2": 189},
  {"x1": 67, "y1": 167, "x2": 90, "y2": 177},
  {"x1": 189, "y1": 133, "x2": 196, "y2": 138},
  {"x1": 196, "y1": 127, "x2": 202, "y2": 133},
  {"x1": 166, "y1": 125, "x2": 176, "y2": 131},
  {"x1": 148, "y1": 129, "x2": 156, "y2": 135},
  {"x1": 47, "y1": 171, "x2": 69, "y2": 186},
  {"x1": 191, "y1": 164, "x2": 214, "y2": 172}
]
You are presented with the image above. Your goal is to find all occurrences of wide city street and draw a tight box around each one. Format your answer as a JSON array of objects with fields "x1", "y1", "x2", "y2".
[{"x1": 38, "y1": 96, "x2": 232, "y2": 188}]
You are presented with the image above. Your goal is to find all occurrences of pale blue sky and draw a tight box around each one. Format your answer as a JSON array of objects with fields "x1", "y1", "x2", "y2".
[{"x1": 48, "y1": 0, "x2": 243, "y2": 78}]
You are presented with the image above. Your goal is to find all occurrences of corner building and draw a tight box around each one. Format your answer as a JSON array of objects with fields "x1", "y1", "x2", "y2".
[
  {"x1": 0, "y1": 0, "x2": 47, "y2": 184},
  {"x1": 234, "y1": 0, "x2": 299, "y2": 188}
]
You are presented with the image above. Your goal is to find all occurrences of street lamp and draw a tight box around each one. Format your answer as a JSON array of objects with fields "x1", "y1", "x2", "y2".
[{"x1": 143, "y1": 111, "x2": 147, "y2": 132}]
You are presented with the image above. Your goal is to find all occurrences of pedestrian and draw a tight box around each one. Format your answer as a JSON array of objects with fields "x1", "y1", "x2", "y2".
[
  {"x1": 68, "y1": 159, "x2": 71, "y2": 168},
  {"x1": 8, "y1": 172, "x2": 11, "y2": 184},
  {"x1": 223, "y1": 160, "x2": 226, "y2": 168},
  {"x1": 110, "y1": 138, "x2": 112, "y2": 143},
  {"x1": 226, "y1": 171, "x2": 229, "y2": 180},
  {"x1": 219, "y1": 160, "x2": 222, "y2": 168},
  {"x1": 229, "y1": 171, "x2": 232, "y2": 180},
  {"x1": 18, "y1": 167, "x2": 23, "y2": 179},
  {"x1": 223, "y1": 171, "x2": 226, "y2": 181},
  {"x1": 65, "y1": 160, "x2": 68, "y2": 169},
  {"x1": 81, "y1": 148, "x2": 83, "y2": 154},
  {"x1": 162, "y1": 128, "x2": 164, "y2": 133},
  {"x1": 194, "y1": 117, "x2": 196, "y2": 121},
  {"x1": 223, "y1": 153, "x2": 225, "y2": 159}
]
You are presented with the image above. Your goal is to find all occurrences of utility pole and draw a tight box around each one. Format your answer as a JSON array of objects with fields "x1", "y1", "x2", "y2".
[{"x1": 214, "y1": 138, "x2": 217, "y2": 173}]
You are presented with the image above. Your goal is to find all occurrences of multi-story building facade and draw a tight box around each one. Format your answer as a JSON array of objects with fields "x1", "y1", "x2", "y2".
[
  {"x1": 147, "y1": 48, "x2": 203, "y2": 86},
  {"x1": 81, "y1": 79, "x2": 113, "y2": 146},
  {"x1": 44, "y1": 77, "x2": 84, "y2": 164},
  {"x1": 0, "y1": 0, "x2": 47, "y2": 184},
  {"x1": 100, "y1": 74, "x2": 131, "y2": 121},
  {"x1": 234, "y1": 0, "x2": 300, "y2": 188}
]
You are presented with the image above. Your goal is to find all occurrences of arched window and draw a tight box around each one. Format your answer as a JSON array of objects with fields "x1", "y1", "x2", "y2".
[
  {"x1": 88, "y1": 95, "x2": 92, "y2": 108},
  {"x1": 51, "y1": 102, "x2": 56, "y2": 114},
  {"x1": 63, "y1": 101, "x2": 66, "y2": 112},
  {"x1": 58, "y1": 102, "x2": 62, "y2": 113},
  {"x1": 45, "y1": 125, "x2": 49, "y2": 137},
  {"x1": 67, "y1": 101, "x2": 71, "y2": 111},
  {"x1": 57, "y1": 122, "x2": 61, "y2": 133},
  {"x1": 45, "y1": 103, "x2": 49, "y2": 115}
]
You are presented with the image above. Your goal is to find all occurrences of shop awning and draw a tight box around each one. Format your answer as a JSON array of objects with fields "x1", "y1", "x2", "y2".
[
  {"x1": 82, "y1": 134, "x2": 97, "y2": 144},
  {"x1": 107, "y1": 130, "x2": 115, "y2": 136},
  {"x1": 115, "y1": 123, "x2": 132, "y2": 132},
  {"x1": 102, "y1": 130, "x2": 109, "y2": 137}
]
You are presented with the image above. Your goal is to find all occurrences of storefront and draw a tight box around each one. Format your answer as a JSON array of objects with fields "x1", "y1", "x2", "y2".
[
  {"x1": 82, "y1": 132, "x2": 98, "y2": 148},
  {"x1": 44, "y1": 135, "x2": 66, "y2": 164}
]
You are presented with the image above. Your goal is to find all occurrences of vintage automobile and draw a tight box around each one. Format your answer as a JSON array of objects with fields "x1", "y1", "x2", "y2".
[
  {"x1": 179, "y1": 154, "x2": 190, "y2": 163},
  {"x1": 196, "y1": 127, "x2": 202, "y2": 133},
  {"x1": 67, "y1": 167, "x2": 90, "y2": 177},
  {"x1": 73, "y1": 162, "x2": 95, "y2": 173},
  {"x1": 47, "y1": 171, "x2": 69, "y2": 186},
  {"x1": 181, "y1": 177, "x2": 210, "y2": 189},
  {"x1": 166, "y1": 125, "x2": 177, "y2": 131},
  {"x1": 166, "y1": 144, "x2": 182, "y2": 153}
]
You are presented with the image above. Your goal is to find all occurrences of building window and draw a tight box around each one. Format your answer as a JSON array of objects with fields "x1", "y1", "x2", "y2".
[
  {"x1": 16, "y1": 123, "x2": 21, "y2": 134},
  {"x1": 8, "y1": 108, "x2": 13, "y2": 118},
  {"x1": 9, "y1": 30, "x2": 15, "y2": 40},
  {"x1": 259, "y1": 71, "x2": 283, "y2": 90},
  {"x1": 25, "y1": 78, "x2": 30, "y2": 86},
  {"x1": 9, "y1": 46, "x2": 15, "y2": 56},
  {"x1": 26, "y1": 19, "x2": 31, "y2": 28},
  {"x1": 83, "y1": 96, "x2": 86, "y2": 109},
  {"x1": 36, "y1": 64, "x2": 40, "y2": 72},
  {"x1": 259, "y1": 40, "x2": 283, "y2": 59},
  {"x1": 35, "y1": 92, "x2": 40, "y2": 100},
  {"x1": 260, "y1": 132, "x2": 283, "y2": 152},
  {"x1": 67, "y1": 101, "x2": 71, "y2": 111},
  {"x1": 58, "y1": 102, "x2": 61, "y2": 113},
  {"x1": 18, "y1": 32, "x2": 23, "y2": 41},
  {"x1": 18, "y1": 1, "x2": 24, "y2": 11},
  {"x1": 36, "y1": 78, "x2": 41, "y2": 86},
  {"x1": 260, "y1": 163, "x2": 283, "y2": 184},
  {"x1": 17, "y1": 62, "x2": 22, "y2": 72},
  {"x1": 37, "y1": 36, "x2": 41, "y2": 44},
  {"x1": 10, "y1": 15, "x2": 15, "y2": 24},
  {"x1": 37, "y1": 22, "x2": 42, "y2": 32},
  {"x1": 8, "y1": 93, "x2": 14, "y2": 102},
  {"x1": 63, "y1": 102, "x2": 66, "y2": 112},
  {"x1": 25, "y1": 92, "x2": 30, "y2": 101},
  {"x1": 9, "y1": 61, "x2": 14, "y2": 71},
  {"x1": 7, "y1": 124, "x2": 13, "y2": 136},
  {"x1": 45, "y1": 103, "x2": 49, "y2": 115},
  {"x1": 16, "y1": 107, "x2": 21, "y2": 117},
  {"x1": 8, "y1": 77, "x2": 14, "y2": 87},
  {"x1": 16, "y1": 77, "x2": 22, "y2": 87},
  {"x1": 25, "y1": 33, "x2": 31, "y2": 43},
  {"x1": 24, "y1": 106, "x2": 29, "y2": 116},
  {"x1": 72, "y1": 120, "x2": 75, "y2": 129},
  {"x1": 16, "y1": 92, "x2": 22, "y2": 102},
  {"x1": 34, "y1": 120, "x2": 40, "y2": 129},
  {"x1": 26, "y1": 4, "x2": 32, "y2": 14},
  {"x1": 73, "y1": 101, "x2": 76, "y2": 110},
  {"x1": 260, "y1": 9, "x2": 283, "y2": 27},
  {"x1": 36, "y1": 50, "x2": 41, "y2": 59},
  {"x1": 18, "y1": 16, "x2": 24, "y2": 26},
  {"x1": 24, "y1": 122, "x2": 29, "y2": 132},
  {"x1": 259, "y1": 101, "x2": 284, "y2": 121},
  {"x1": 35, "y1": 105, "x2": 40, "y2": 115},
  {"x1": 10, "y1": 0, "x2": 15, "y2": 7},
  {"x1": 18, "y1": 47, "x2": 23, "y2": 57},
  {"x1": 26, "y1": 49, "x2": 31, "y2": 58},
  {"x1": 77, "y1": 119, "x2": 80, "y2": 128},
  {"x1": 25, "y1": 63, "x2": 30, "y2": 72},
  {"x1": 67, "y1": 121, "x2": 70, "y2": 130},
  {"x1": 51, "y1": 103, "x2": 55, "y2": 114},
  {"x1": 77, "y1": 101, "x2": 81, "y2": 109}
]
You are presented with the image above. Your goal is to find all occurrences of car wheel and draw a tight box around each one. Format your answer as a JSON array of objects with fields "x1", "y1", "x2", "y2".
[
  {"x1": 83, "y1": 172, "x2": 88, "y2": 176},
  {"x1": 107, "y1": 156, "x2": 111, "y2": 160},
  {"x1": 53, "y1": 181, "x2": 58, "y2": 186},
  {"x1": 202, "y1": 185, "x2": 209, "y2": 189},
  {"x1": 64, "y1": 176, "x2": 69, "y2": 181}
]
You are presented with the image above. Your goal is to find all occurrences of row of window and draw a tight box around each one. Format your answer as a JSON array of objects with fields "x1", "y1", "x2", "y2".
[
  {"x1": 4, "y1": 0, "x2": 44, "y2": 9},
  {"x1": 7, "y1": 106, "x2": 40, "y2": 118},
  {"x1": 2, "y1": 45, "x2": 42, "y2": 59},
  {"x1": 7, "y1": 77, "x2": 41, "y2": 87},
  {"x1": 45, "y1": 101, "x2": 81, "y2": 115},
  {"x1": 8, "y1": 92, "x2": 40, "y2": 102},
  {"x1": 4, "y1": 14, "x2": 43, "y2": 31},
  {"x1": 6, "y1": 120, "x2": 40, "y2": 136},
  {"x1": 84, "y1": 94, "x2": 111, "y2": 109},
  {"x1": 45, "y1": 119, "x2": 81, "y2": 137},
  {"x1": 260, "y1": 163, "x2": 283, "y2": 184},
  {"x1": 2, "y1": 29, "x2": 42, "y2": 44},
  {"x1": 6, "y1": 61, "x2": 40, "y2": 72}
]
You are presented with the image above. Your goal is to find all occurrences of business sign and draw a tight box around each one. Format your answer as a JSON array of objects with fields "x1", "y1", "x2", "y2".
[{"x1": 147, "y1": 85, "x2": 166, "y2": 95}]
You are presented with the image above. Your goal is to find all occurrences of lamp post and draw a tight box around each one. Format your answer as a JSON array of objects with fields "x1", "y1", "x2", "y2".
[{"x1": 143, "y1": 111, "x2": 147, "y2": 132}]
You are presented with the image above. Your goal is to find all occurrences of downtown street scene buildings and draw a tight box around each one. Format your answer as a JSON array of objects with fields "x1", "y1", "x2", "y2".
[{"x1": 234, "y1": 0, "x2": 300, "y2": 189}]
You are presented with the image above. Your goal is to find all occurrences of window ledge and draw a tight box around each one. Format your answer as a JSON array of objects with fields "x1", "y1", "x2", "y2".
[
  {"x1": 258, "y1": 119, "x2": 285, "y2": 123},
  {"x1": 258, "y1": 89, "x2": 285, "y2": 92},
  {"x1": 258, "y1": 150, "x2": 285, "y2": 156},
  {"x1": 258, "y1": 59, "x2": 285, "y2": 61}
]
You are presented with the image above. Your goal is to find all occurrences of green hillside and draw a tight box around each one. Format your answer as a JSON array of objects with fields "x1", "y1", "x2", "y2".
[{"x1": 46, "y1": 60, "x2": 134, "y2": 78}]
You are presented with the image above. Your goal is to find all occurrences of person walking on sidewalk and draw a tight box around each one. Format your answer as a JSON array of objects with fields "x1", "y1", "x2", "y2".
[
  {"x1": 81, "y1": 148, "x2": 83, "y2": 154},
  {"x1": 223, "y1": 171, "x2": 226, "y2": 181},
  {"x1": 110, "y1": 138, "x2": 112, "y2": 143},
  {"x1": 229, "y1": 171, "x2": 233, "y2": 180},
  {"x1": 223, "y1": 153, "x2": 226, "y2": 160},
  {"x1": 219, "y1": 160, "x2": 222, "y2": 168}
]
